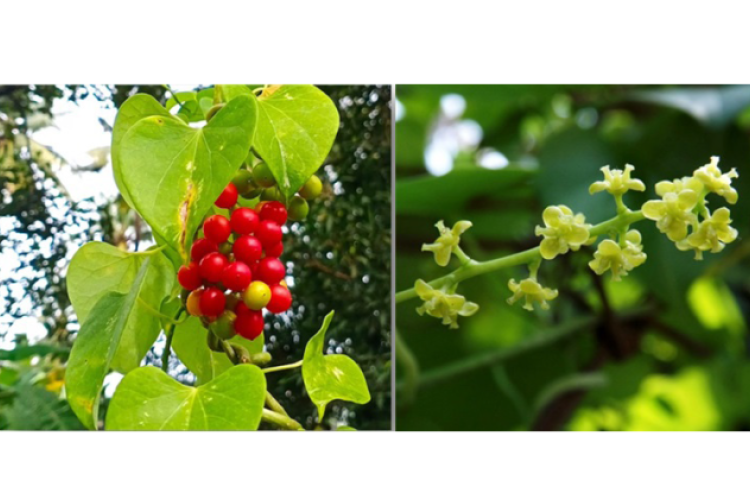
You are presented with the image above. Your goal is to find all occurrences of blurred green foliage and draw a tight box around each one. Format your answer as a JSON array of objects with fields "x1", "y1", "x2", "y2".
[{"x1": 396, "y1": 85, "x2": 750, "y2": 431}]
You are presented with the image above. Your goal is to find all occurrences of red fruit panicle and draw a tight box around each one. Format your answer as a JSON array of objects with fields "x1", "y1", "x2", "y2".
[
  {"x1": 259, "y1": 201, "x2": 288, "y2": 226},
  {"x1": 200, "y1": 287, "x2": 226, "y2": 317},
  {"x1": 230, "y1": 207, "x2": 259, "y2": 235},
  {"x1": 221, "y1": 261, "x2": 252, "y2": 291},
  {"x1": 256, "y1": 257, "x2": 286, "y2": 284},
  {"x1": 233, "y1": 235, "x2": 263, "y2": 264},
  {"x1": 190, "y1": 238, "x2": 218, "y2": 262},
  {"x1": 256, "y1": 220, "x2": 282, "y2": 248},
  {"x1": 265, "y1": 241, "x2": 283, "y2": 258},
  {"x1": 199, "y1": 252, "x2": 228, "y2": 282},
  {"x1": 215, "y1": 183, "x2": 238, "y2": 209},
  {"x1": 267, "y1": 284, "x2": 292, "y2": 314},
  {"x1": 234, "y1": 309, "x2": 264, "y2": 340},
  {"x1": 203, "y1": 215, "x2": 231, "y2": 244},
  {"x1": 177, "y1": 262, "x2": 202, "y2": 290}
]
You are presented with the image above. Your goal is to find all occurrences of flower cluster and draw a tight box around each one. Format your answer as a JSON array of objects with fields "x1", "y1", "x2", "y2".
[
  {"x1": 535, "y1": 205, "x2": 593, "y2": 260},
  {"x1": 589, "y1": 164, "x2": 645, "y2": 197},
  {"x1": 411, "y1": 157, "x2": 740, "y2": 327},
  {"x1": 507, "y1": 277, "x2": 558, "y2": 311},
  {"x1": 422, "y1": 220, "x2": 473, "y2": 266},
  {"x1": 643, "y1": 156, "x2": 739, "y2": 260},
  {"x1": 589, "y1": 230, "x2": 647, "y2": 281},
  {"x1": 414, "y1": 279, "x2": 478, "y2": 329}
]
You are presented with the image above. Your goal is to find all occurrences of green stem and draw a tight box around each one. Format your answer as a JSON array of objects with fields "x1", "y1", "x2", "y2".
[
  {"x1": 397, "y1": 315, "x2": 597, "y2": 390},
  {"x1": 395, "y1": 209, "x2": 645, "y2": 304},
  {"x1": 262, "y1": 360, "x2": 303, "y2": 374},
  {"x1": 395, "y1": 331, "x2": 420, "y2": 407},
  {"x1": 161, "y1": 307, "x2": 185, "y2": 373},
  {"x1": 261, "y1": 408, "x2": 303, "y2": 431},
  {"x1": 265, "y1": 391, "x2": 289, "y2": 417}
]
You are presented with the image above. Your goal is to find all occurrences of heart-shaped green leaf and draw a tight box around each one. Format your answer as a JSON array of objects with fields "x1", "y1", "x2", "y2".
[
  {"x1": 302, "y1": 311, "x2": 370, "y2": 419},
  {"x1": 254, "y1": 85, "x2": 339, "y2": 198},
  {"x1": 115, "y1": 94, "x2": 257, "y2": 260},
  {"x1": 66, "y1": 258, "x2": 151, "y2": 429},
  {"x1": 111, "y1": 94, "x2": 172, "y2": 209},
  {"x1": 171, "y1": 315, "x2": 264, "y2": 385},
  {"x1": 67, "y1": 243, "x2": 174, "y2": 373},
  {"x1": 105, "y1": 364, "x2": 266, "y2": 430}
]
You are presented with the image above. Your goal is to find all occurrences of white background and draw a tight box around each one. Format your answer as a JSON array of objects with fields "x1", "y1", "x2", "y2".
[{"x1": 3, "y1": 0, "x2": 750, "y2": 497}]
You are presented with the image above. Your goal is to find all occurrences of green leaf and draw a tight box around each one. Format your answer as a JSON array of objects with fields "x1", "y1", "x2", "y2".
[
  {"x1": 67, "y1": 243, "x2": 174, "y2": 372},
  {"x1": 116, "y1": 94, "x2": 257, "y2": 260},
  {"x1": 111, "y1": 94, "x2": 172, "y2": 209},
  {"x1": 171, "y1": 316, "x2": 264, "y2": 385},
  {"x1": 218, "y1": 84, "x2": 254, "y2": 102},
  {"x1": 337, "y1": 425, "x2": 357, "y2": 431},
  {"x1": 165, "y1": 91, "x2": 197, "y2": 112},
  {"x1": 254, "y1": 85, "x2": 339, "y2": 198},
  {"x1": 105, "y1": 365, "x2": 266, "y2": 430},
  {"x1": 302, "y1": 311, "x2": 370, "y2": 419},
  {"x1": 65, "y1": 258, "x2": 150, "y2": 429}
]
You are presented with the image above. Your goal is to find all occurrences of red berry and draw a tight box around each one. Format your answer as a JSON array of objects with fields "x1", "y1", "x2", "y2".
[
  {"x1": 203, "y1": 214, "x2": 231, "y2": 244},
  {"x1": 199, "y1": 252, "x2": 228, "y2": 282},
  {"x1": 256, "y1": 257, "x2": 286, "y2": 284},
  {"x1": 177, "y1": 262, "x2": 202, "y2": 290},
  {"x1": 230, "y1": 207, "x2": 259, "y2": 235},
  {"x1": 259, "y1": 201, "x2": 288, "y2": 225},
  {"x1": 256, "y1": 220, "x2": 282, "y2": 248},
  {"x1": 233, "y1": 235, "x2": 263, "y2": 264},
  {"x1": 221, "y1": 261, "x2": 252, "y2": 291},
  {"x1": 186, "y1": 289, "x2": 204, "y2": 316},
  {"x1": 267, "y1": 284, "x2": 292, "y2": 314},
  {"x1": 215, "y1": 183, "x2": 238, "y2": 209},
  {"x1": 235, "y1": 301, "x2": 251, "y2": 316},
  {"x1": 265, "y1": 241, "x2": 283, "y2": 258},
  {"x1": 234, "y1": 309, "x2": 264, "y2": 340},
  {"x1": 200, "y1": 287, "x2": 226, "y2": 317},
  {"x1": 190, "y1": 238, "x2": 218, "y2": 262}
]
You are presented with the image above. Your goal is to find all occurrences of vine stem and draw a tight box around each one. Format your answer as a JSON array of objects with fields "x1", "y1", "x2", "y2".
[
  {"x1": 265, "y1": 391, "x2": 289, "y2": 417},
  {"x1": 395, "y1": 209, "x2": 645, "y2": 304},
  {"x1": 262, "y1": 360, "x2": 303, "y2": 374},
  {"x1": 395, "y1": 331, "x2": 420, "y2": 407},
  {"x1": 261, "y1": 408, "x2": 304, "y2": 431},
  {"x1": 161, "y1": 307, "x2": 185, "y2": 373}
]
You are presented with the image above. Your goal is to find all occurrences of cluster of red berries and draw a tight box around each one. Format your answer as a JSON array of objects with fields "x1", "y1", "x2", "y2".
[{"x1": 177, "y1": 188, "x2": 294, "y2": 341}]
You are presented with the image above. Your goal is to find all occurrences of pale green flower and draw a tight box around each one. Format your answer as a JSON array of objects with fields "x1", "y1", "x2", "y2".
[
  {"x1": 588, "y1": 230, "x2": 647, "y2": 281},
  {"x1": 655, "y1": 175, "x2": 704, "y2": 198},
  {"x1": 642, "y1": 190, "x2": 699, "y2": 242},
  {"x1": 422, "y1": 220, "x2": 473, "y2": 267},
  {"x1": 676, "y1": 207, "x2": 738, "y2": 260},
  {"x1": 693, "y1": 156, "x2": 738, "y2": 204},
  {"x1": 507, "y1": 277, "x2": 558, "y2": 311},
  {"x1": 589, "y1": 164, "x2": 646, "y2": 196},
  {"x1": 415, "y1": 279, "x2": 478, "y2": 329},
  {"x1": 535, "y1": 205, "x2": 592, "y2": 260}
]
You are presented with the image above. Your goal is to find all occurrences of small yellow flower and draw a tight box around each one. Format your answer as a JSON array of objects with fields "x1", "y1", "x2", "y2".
[
  {"x1": 422, "y1": 220, "x2": 473, "y2": 267},
  {"x1": 655, "y1": 175, "x2": 703, "y2": 198},
  {"x1": 507, "y1": 277, "x2": 559, "y2": 311},
  {"x1": 589, "y1": 164, "x2": 646, "y2": 196},
  {"x1": 693, "y1": 156, "x2": 738, "y2": 204},
  {"x1": 676, "y1": 207, "x2": 738, "y2": 260},
  {"x1": 642, "y1": 190, "x2": 699, "y2": 241},
  {"x1": 415, "y1": 279, "x2": 479, "y2": 329},
  {"x1": 535, "y1": 205, "x2": 592, "y2": 260},
  {"x1": 588, "y1": 230, "x2": 647, "y2": 281}
]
